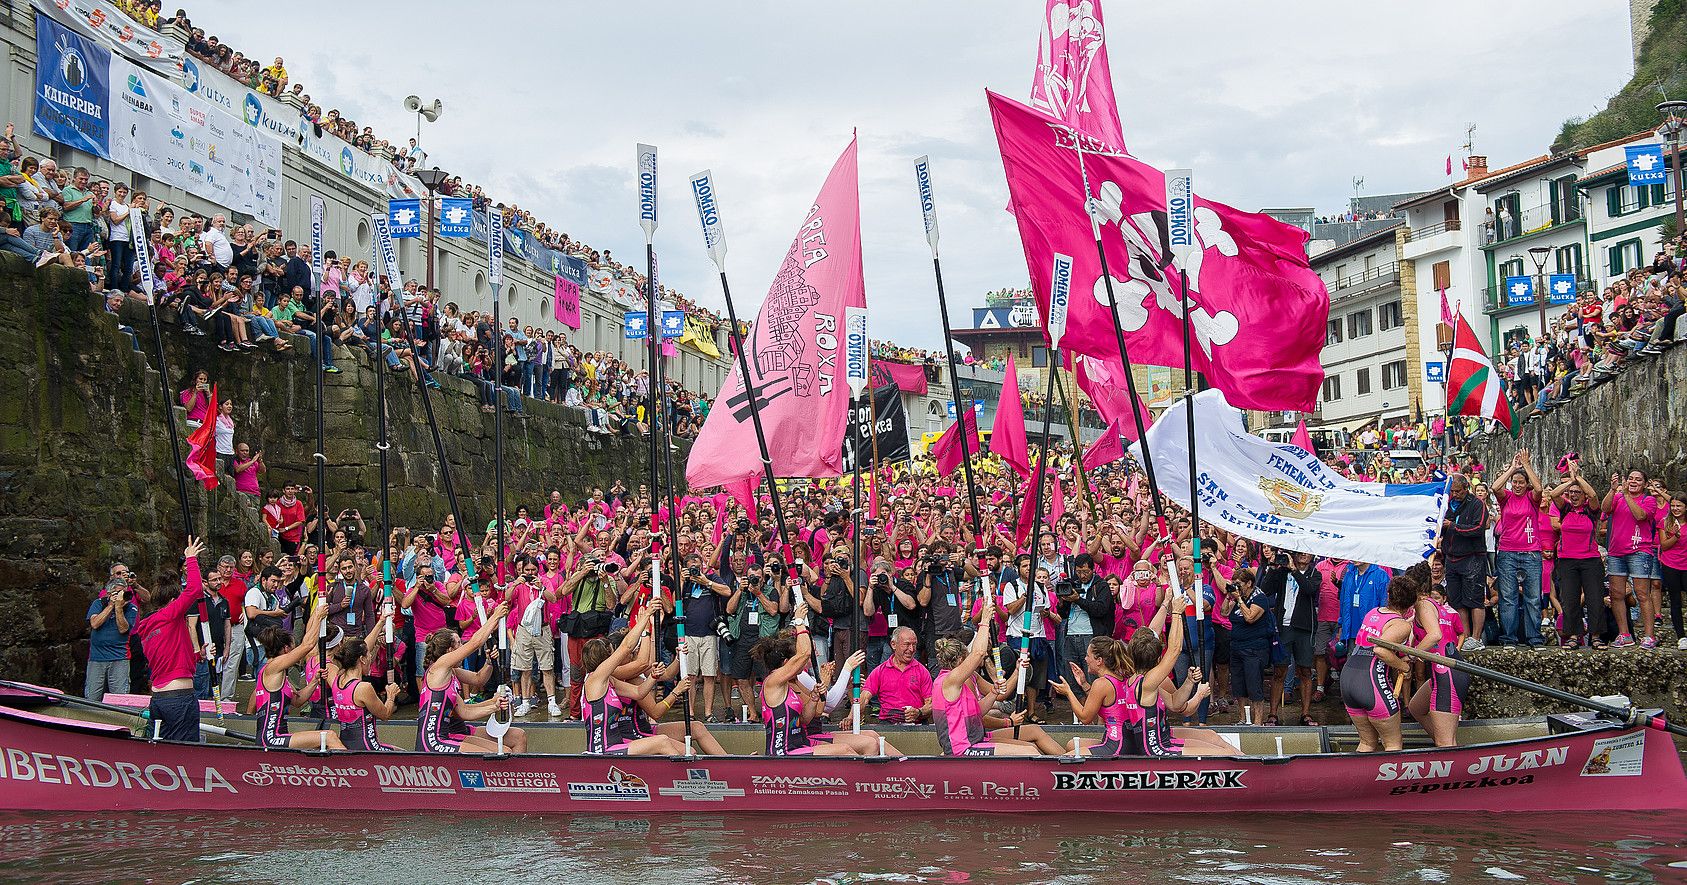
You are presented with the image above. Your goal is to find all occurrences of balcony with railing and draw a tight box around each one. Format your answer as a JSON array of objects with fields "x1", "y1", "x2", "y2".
[
  {"x1": 1481, "y1": 275, "x2": 1590, "y2": 314},
  {"x1": 1481, "y1": 201, "x2": 1582, "y2": 250},
  {"x1": 1400, "y1": 218, "x2": 1461, "y2": 260},
  {"x1": 1327, "y1": 262, "x2": 1400, "y2": 304}
]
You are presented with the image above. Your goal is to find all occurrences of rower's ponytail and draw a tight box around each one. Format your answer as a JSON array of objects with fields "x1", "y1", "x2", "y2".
[
  {"x1": 1090, "y1": 636, "x2": 1132, "y2": 676},
  {"x1": 255, "y1": 627, "x2": 292, "y2": 658},
  {"x1": 421, "y1": 628, "x2": 457, "y2": 671},
  {"x1": 933, "y1": 635, "x2": 967, "y2": 670},
  {"x1": 750, "y1": 634, "x2": 795, "y2": 669},
  {"x1": 333, "y1": 637, "x2": 367, "y2": 671},
  {"x1": 1125, "y1": 629, "x2": 1162, "y2": 673}
]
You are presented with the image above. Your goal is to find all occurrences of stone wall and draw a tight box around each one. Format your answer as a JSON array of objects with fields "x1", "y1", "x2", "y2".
[
  {"x1": 1468, "y1": 344, "x2": 1687, "y2": 492},
  {"x1": 0, "y1": 256, "x2": 681, "y2": 686}
]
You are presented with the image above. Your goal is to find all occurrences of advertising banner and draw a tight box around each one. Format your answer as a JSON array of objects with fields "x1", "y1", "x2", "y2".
[{"x1": 32, "y1": 11, "x2": 111, "y2": 158}]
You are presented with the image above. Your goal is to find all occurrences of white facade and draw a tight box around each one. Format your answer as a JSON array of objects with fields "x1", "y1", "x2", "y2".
[
  {"x1": 1581, "y1": 134, "x2": 1679, "y2": 289},
  {"x1": 1311, "y1": 225, "x2": 1412, "y2": 429},
  {"x1": 1399, "y1": 176, "x2": 1491, "y2": 415},
  {"x1": 1475, "y1": 155, "x2": 1588, "y2": 350}
]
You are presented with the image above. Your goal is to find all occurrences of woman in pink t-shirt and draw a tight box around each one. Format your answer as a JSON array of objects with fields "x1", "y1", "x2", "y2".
[
  {"x1": 1659, "y1": 496, "x2": 1686, "y2": 650},
  {"x1": 1490, "y1": 451, "x2": 1545, "y2": 648},
  {"x1": 1603, "y1": 469, "x2": 1662, "y2": 649},
  {"x1": 1550, "y1": 461, "x2": 1607, "y2": 648},
  {"x1": 179, "y1": 370, "x2": 212, "y2": 429}
]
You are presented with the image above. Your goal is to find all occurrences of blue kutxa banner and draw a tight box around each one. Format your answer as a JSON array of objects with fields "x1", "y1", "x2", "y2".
[{"x1": 33, "y1": 12, "x2": 111, "y2": 158}]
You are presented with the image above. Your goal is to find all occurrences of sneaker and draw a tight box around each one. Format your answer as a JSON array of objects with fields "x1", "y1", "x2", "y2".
[
  {"x1": 1677, "y1": 637, "x2": 1687, "y2": 651},
  {"x1": 514, "y1": 700, "x2": 533, "y2": 718},
  {"x1": 1611, "y1": 634, "x2": 1635, "y2": 649},
  {"x1": 1639, "y1": 637, "x2": 1657, "y2": 650},
  {"x1": 1459, "y1": 637, "x2": 1481, "y2": 652},
  {"x1": 547, "y1": 699, "x2": 562, "y2": 717},
  {"x1": 324, "y1": 365, "x2": 342, "y2": 374}
]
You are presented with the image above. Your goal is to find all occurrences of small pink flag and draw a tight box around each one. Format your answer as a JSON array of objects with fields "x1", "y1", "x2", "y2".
[
  {"x1": 1439, "y1": 287, "x2": 1455, "y2": 327},
  {"x1": 1083, "y1": 421, "x2": 1126, "y2": 470},
  {"x1": 991, "y1": 355, "x2": 1031, "y2": 478},
  {"x1": 553, "y1": 275, "x2": 581, "y2": 330},
  {"x1": 931, "y1": 409, "x2": 979, "y2": 476},
  {"x1": 1076, "y1": 354, "x2": 1154, "y2": 440},
  {"x1": 1291, "y1": 419, "x2": 1315, "y2": 456}
]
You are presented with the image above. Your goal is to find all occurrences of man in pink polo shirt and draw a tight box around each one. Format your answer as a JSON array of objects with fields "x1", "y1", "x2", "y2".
[{"x1": 856, "y1": 627, "x2": 932, "y2": 724}]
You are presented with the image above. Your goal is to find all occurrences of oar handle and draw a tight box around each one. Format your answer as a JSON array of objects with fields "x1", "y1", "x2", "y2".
[{"x1": 1371, "y1": 638, "x2": 1687, "y2": 739}]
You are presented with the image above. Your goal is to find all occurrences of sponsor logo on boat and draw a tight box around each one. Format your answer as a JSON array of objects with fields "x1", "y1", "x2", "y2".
[
  {"x1": 854, "y1": 776, "x2": 937, "y2": 800},
  {"x1": 1581, "y1": 733, "x2": 1645, "y2": 777},
  {"x1": 457, "y1": 770, "x2": 562, "y2": 793},
  {"x1": 0, "y1": 748, "x2": 236, "y2": 793},
  {"x1": 1375, "y1": 746, "x2": 1568, "y2": 782},
  {"x1": 1387, "y1": 774, "x2": 1536, "y2": 796},
  {"x1": 658, "y1": 768, "x2": 745, "y2": 802},
  {"x1": 567, "y1": 767, "x2": 651, "y2": 802},
  {"x1": 749, "y1": 774, "x2": 849, "y2": 797},
  {"x1": 939, "y1": 780, "x2": 1041, "y2": 799},
  {"x1": 374, "y1": 764, "x2": 456, "y2": 794},
  {"x1": 240, "y1": 763, "x2": 368, "y2": 789},
  {"x1": 1052, "y1": 770, "x2": 1246, "y2": 791}
]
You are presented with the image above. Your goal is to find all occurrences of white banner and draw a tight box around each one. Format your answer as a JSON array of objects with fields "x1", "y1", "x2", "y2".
[
  {"x1": 309, "y1": 194, "x2": 325, "y2": 275},
  {"x1": 1131, "y1": 390, "x2": 1446, "y2": 569},
  {"x1": 107, "y1": 59, "x2": 282, "y2": 227},
  {"x1": 177, "y1": 54, "x2": 302, "y2": 143},
  {"x1": 32, "y1": 0, "x2": 183, "y2": 72}
]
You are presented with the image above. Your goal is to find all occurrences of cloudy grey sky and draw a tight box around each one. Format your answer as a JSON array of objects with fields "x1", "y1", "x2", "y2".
[{"x1": 193, "y1": 0, "x2": 1632, "y2": 348}]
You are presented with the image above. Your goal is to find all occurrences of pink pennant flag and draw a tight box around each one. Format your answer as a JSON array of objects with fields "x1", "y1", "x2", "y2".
[
  {"x1": 990, "y1": 91, "x2": 1329, "y2": 412},
  {"x1": 1075, "y1": 353, "x2": 1153, "y2": 440},
  {"x1": 686, "y1": 138, "x2": 866, "y2": 492},
  {"x1": 1029, "y1": 0, "x2": 1125, "y2": 152},
  {"x1": 1082, "y1": 421, "x2": 1126, "y2": 470},
  {"x1": 991, "y1": 355, "x2": 1031, "y2": 478},
  {"x1": 1047, "y1": 470, "x2": 1066, "y2": 526},
  {"x1": 869, "y1": 360, "x2": 929, "y2": 395},
  {"x1": 931, "y1": 409, "x2": 979, "y2": 476},
  {"x1": 1291, "y1": 419, "x2": 1315, "y2": 455},
  {"x1": 554, "y1": 275, "x2": 582, "y2": 330},
  {"x1": 1438, "y1": 287, "x2": 1455, "y2": 327}
]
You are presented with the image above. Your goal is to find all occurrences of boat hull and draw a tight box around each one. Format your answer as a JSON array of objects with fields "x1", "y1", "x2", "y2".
[{"x1": 1, "y1": 706, "x2": 1682, "y2": 814}]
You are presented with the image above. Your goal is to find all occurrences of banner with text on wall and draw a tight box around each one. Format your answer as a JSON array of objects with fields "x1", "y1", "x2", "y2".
[
  {"x1": 30, "y1": 0, "x2": 183, "y2": 73},
  {"x1": 32, "y1": 11, "x2": 111, "y2": 158}
]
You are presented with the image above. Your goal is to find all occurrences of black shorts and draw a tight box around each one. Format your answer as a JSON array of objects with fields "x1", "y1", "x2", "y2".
[
  {"x1": 1282, "y1": 627, "x2": 1315, "y2": 669},
  {"x1": 1212, "y1": 624, "x2": 1232, "y2": 666},
  {"x1": 722, "y1": 636, "x2": 755, "y2": 679},
  {"x1": 1445, "y1": 555, "x2": 1489, "y2": 611}
]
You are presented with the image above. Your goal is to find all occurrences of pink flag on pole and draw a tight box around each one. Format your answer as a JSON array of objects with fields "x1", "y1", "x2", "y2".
[
  {"x1": 553, "y1": 275, "x2": 582, "y2": 330},
  {"x1": 1075, "y1": 353, "x2": 1153, "y2": 441},
  {"x1": 991, "y1": 355, "x2": 1031, "y2": 478},
  {"x1": 1438, "y1": 287, "x2": 1455, "y2": 327},
  {"x1": 686, "y1": 138, "x2": 866, "y2": 491},
  {"x1": 1029, "y1": 0, "x2": 1125, "y2": 152},
  {"x1": 1291, "y1": 419, "x2": 1315, "y2": 455},
  {"x1": 1082, "y1": 420, "x2": 1126, "y2": 470},
  {"x1": 869, "y1": 360, "x2": 929, "y2": 395},
  {"x1": 1047, "y1": 471, "x2": 1066, "y2": 526},
  {"x1": 989, "y1": 91, "x2": 1329, "y2": 412},
  {"x1": 931, "y1": 409, "x2": 979, "y2": 476}
]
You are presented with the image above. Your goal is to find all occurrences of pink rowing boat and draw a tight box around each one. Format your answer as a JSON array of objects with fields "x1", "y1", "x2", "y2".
[{"x1": 1, "y1": 699, "x2": 1682, "y2": 814}]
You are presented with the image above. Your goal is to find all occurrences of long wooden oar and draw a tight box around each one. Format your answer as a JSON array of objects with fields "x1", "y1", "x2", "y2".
[
  {"x1": 1372, "y1": 638, "x2": 1687, "y2": 739},
  {"x1": 0, "y1": 680, "x2": 258, "y2": 743}
]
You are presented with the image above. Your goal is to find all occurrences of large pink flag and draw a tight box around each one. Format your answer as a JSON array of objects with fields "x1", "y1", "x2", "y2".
[
  {"x1": 1083, "y1": 421, "x2": 1127, "y2": 470},
  {"x1": 553, "y1": 275, "x2": 582, "y2": 329},
  {"x1": 1029, "y1": 0, "x2": 1125, "y2": 152},
  {"x1": 687, "y1": 139, "x2": 866, "y2": 491},
  {"x1": 930, "y1": 409, "x2": 978, "y2": 476},
  {"x1": 991, "y1": 355, "x2": 1031, "y2": 478},
  {"x1": 990, "y1": 91, "x2": 1329, "y2": 412},
  {"x1": 1075, "y1": 353, "x2": 1153, "y2": 441}
]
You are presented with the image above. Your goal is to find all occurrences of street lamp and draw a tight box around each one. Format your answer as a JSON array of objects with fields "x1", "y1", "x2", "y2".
[
  {"x1": 414, "y1": 166, "x2": 450, "y2": 291},
  {"x1": 1658, "y1": 100, "x2": 1686, "y2": 256},
  {"x1": 1527, "y1": 245, "x2": 1551, "y2": 339}
]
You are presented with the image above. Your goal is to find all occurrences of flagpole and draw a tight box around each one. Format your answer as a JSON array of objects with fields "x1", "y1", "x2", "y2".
[
  {"x1": 308, "y1": 195, "x2": 330, "y2": 729},
  {"x1": 914, "y1": 157, "x2": 984, "y2": 546},
  {"x1": 148, "y1": 295, "x2": 193, "y2": 539},
  {"x1": 371, "y1": 221, "x2": 394, "y2": 682},
  {"x1": 1054, "y1": 365, "x2": 1088, "y2": 505},
  {"x1": 1029, "y1": 355, "x2": 1060, "y2": 556},
  {"x1": 489, "y1": 205, "x2": 513, "y2": 712},
  {"x1": 688, "y1": 171, "x2": 798, "y2": 566},
  {"x1": 845, "y1": 309, "x2": 869, "y2": 725},
  {"x1": 1072, "y1": 143, "x2": 1170, "y2": 537},
  {"x1": 1163, "y1": 167, "x2": 1208, "y2": 694}
]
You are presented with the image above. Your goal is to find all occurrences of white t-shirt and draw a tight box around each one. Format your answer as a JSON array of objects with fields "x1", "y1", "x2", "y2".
[
  {"x1": 106, "y1": 201, "x2": 130, "y2": 242},
  {"x1": 201, "y1": 226, "x2": 233, "y2": 267}
]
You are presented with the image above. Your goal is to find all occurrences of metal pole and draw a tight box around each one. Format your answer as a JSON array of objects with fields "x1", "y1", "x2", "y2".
[
  {"x1": 646, "y1": 243, "x2": 660, "y2": 518},
  {"x1": 931, "y1": 256, "x2": 984, "y2": 543},
  {"x1": 313, "y1": 260, "x2": 329, "y2": 729},
  {"x1": 493, "y1": 286, "x2": 505, "y2": 583},
  {"x1": 1177, "y1": 265, "x2": 1207, "y2": 683},
  {"x1": 1054, "y1": 364, "x2": 1087, "y2": 504},
  {"x1": 1029, "y1": 352, "x2": 1060, "y2": 553},
  {"x1": 717, "y1": 273, "x2": 796, "y2": 563},
  {"x1": 149, "y1": 304, "x2": 193, "y2": 537},
  {"x1": 424, "y1": 189, "x2": 437, "y2": 292}
]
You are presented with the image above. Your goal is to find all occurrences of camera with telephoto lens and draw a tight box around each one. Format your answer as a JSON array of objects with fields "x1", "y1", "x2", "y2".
[
  {"x1": 735, "y1": 518, "x2": 750, "y2": 534},
  {"x1": 769, "y1": 560, "x2": 788, "y2": 578}
]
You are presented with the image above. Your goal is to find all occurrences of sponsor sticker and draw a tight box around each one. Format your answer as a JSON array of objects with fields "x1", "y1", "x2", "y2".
[
  {"x1": 240, "y1": 762, "x2": 367, "y2": 789},
  {"x1": 567, "y1": 767, "x2": 652, "y2": 802},
  {"x1": 1582, "y1": 732, "x2": 1645, "y2": 777},
  {"x1": 457, "y1": 770, "x2": 562, "y2": 793},
  {"x1": 854, "y1": 776, "x2": 937, "y2": 800},
  {"x1": 1053, "y1": 769, "x2": 1245, "y2": 791},
  {"x1": 658, "y1": 769, "x2": 746, "y2": 802},
  {"x1": 749, "y1": 774, "x2": 849, "y2": 797},
  {"x1": 374, "y1": 764, "x2": 456, "y2": 794},
  {"x1": 1, "y1": 747, "x2": 235, "y2": 793}
]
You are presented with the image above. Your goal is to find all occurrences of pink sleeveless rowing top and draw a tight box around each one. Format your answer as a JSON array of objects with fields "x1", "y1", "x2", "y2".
[
  {"x1": 1356, "y1": 608, "x2": 1405, "y2": 652},
  {"x1": 331, "y1": 674, "x2": 380, "y2": 750},
  {"x1": 932, "y1": 670, "x2": 988, "y2": 756},
  {"x1": 762, "y1": 685, "x2": 811, "y2": 756},
  {"x1": 253, "y1": 673, "x2": 293, "y2": 749}
]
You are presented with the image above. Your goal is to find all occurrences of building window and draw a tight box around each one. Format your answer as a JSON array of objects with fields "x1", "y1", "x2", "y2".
[
  {"x1": 1326, "y1": 319, "x2": 1343, "y2": 345},
  {"x1": 1378, "y1": 300, "x2": 1403, "y2": 331},
  {"x1": 1549, "y1": 175, "x2": 1581, "y2": 224},
  {"x1": 1432, "y1": 260, "x2": 1451, "y2": 291},
  {"x1": 1382, "y1": 360, "x2": 1408, "y2": 390},
  {"x1": 1555, "y1": 243, "x2": 1583, "y2": 277},
  {"x1": 1031, "y1": 346, "x2": 1048, "y2": 368},
  {"x1": 1355, "y1": 368, "x2": 1371, "y2": 396},
  {"x1": 1322, "y1": 375, "x2": 1342, "y2": 402},
  {"x1": 1607, "y1": 238, "x2": 1643, "y2": 276},
  {"x1": 1347, "y1": 310, "x2": 1373, "y2": 339}
]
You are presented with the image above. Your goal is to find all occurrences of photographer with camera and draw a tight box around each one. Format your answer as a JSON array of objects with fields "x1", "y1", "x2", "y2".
[
  {"x1": 86, "y1": 562, "x2": 141, "y2": 702},
  {"x1": 676, "y1": 551, "x2": 731, "y2": 722},
  {"x1": 1056, "y1": 554, "x2": 1114, "y2": 681},
  {"x1": 918, "y1": 539, "x2": 978, "y2": 651},
  {"x1": 1258, "y1": 550, "x2": 1322, "y2": 726},
  {"x1": 820, "y1": 545, "x2": 872, "y2": 667},
  {"x1": 559, "y1": 546, "x2": 623, "y2": 712},
  {"x1": 400, "y1": 559, "x2": 458, "y2": 682},
  {"x1": 723, "y1": 553, "x2": 785, "y2": 723}
]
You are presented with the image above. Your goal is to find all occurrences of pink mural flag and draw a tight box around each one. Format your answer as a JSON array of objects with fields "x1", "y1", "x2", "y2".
[
  {"x1": 1029, "y1": 0, "x2": 1126, "y2": 152},
  {"x1": 553, "y1": 275, "x2": 581, "y2": 330},
  {"x1": 687, "y1": 138, "x2": 866, "y2": 491},
  {"x1": 991, "y1": 355, "x2": 1031, "y2": 478},
  {"x1": 1291, "y1": 419, "x2": 1315, "y2": 455},
  {"x1": 990, "y1": 91, "x2": 1329, "y2": 412}
]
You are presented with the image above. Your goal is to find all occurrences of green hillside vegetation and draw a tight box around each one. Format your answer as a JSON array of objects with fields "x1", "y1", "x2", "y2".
[{"x1": 1554, "y1": 0, "x2": 1687, "y2": 153}]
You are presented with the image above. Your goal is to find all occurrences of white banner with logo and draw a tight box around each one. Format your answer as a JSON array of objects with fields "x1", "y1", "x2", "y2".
[
  {"x1": 108, "y1": 59, "x2": 282, "y2": 226},
  {"x1": 32, "y1": 0, "x2": 184, "y2": 72},
  {"x1": 1131, "y1": 390, "x2": 1447, "y2": 569}
]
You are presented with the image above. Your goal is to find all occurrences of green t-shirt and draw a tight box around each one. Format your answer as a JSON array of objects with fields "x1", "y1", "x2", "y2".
[{"x1": 60, "y1": 186, "x2": 94, "y2": 224}]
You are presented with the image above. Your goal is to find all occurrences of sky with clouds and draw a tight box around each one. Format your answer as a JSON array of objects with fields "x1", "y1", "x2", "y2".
[{"x1": 192, "y1": 0, "x2": 1633, "y2": 349}]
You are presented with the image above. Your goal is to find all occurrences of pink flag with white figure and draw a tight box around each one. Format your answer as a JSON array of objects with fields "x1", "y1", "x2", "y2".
[
  {"x1": 687, "y1": 138, "x2": 866, "y2": 491},
  {"x1": 931, "y1": 409, "x2": 979, "y2": 476},
  {"x1": 991, "y1": 355, "x2": 1031, "y2": 478},
  {"x1": 990, "y1": 91, "x2": 1329, "y2": 412},
  {"x1": 1075, "y1": 353, "x2": 1153, "y2": 441},
  {"x1": 1029, "y1": 0, "x2": 1125, "y2": 152}
]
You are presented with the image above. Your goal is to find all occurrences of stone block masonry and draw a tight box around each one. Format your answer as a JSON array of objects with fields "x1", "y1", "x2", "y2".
[{"x1": 0, "y1": 255, "x2": 683, "y2": 687}]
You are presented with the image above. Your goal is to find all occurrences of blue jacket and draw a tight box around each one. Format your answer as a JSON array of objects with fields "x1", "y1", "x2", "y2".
[{"x1": 1338, "y1": 562, "x2": 1391, "y2": 642}]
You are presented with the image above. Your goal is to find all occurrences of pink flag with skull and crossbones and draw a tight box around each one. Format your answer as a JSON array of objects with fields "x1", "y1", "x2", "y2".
[
  {"x1": 989, "y1": 91, "x2": 1329, "y2": 412},
  {"x1": 1028, "y1": 0, "x2": 1126, "y2": 152}
]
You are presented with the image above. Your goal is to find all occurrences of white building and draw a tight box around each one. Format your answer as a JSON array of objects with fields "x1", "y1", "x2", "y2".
[
  {"x1": 1579, "y1": 133, "x2": 1680, "y2": 286},
  {"x1": 1308, "y1": 221, "x2": 1415, "y2": 433},
  {"x1": 1475, "y1": 153, "x2": 1589, "y2": 351}
]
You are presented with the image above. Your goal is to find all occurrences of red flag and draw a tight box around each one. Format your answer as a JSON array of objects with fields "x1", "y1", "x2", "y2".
[
  {"x1": 931, "y1": 408, "x2": 979, "y2": 476},
  {"x1": 1445, "y1": 155, "x2": 1453, "y2": 176},
  {"x1": 184, "y1": 384, "x2": 219, "y2": 490},
  {"x1": 1291, "y1": 419, "x2": 1315, "y2": 456},
  {"x1": 1083, "y1": 421, "x2": 1126, "y2": 470},
  {"x1": 991, "y1": 356, "x2": 1031, "y2": 478},
  {"x1": 990, "y1": 91, "x2": 1329, "y2": 412},
  {"x1": 1448, "y1": 314, "x2": 1513, "y2": 432}
]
